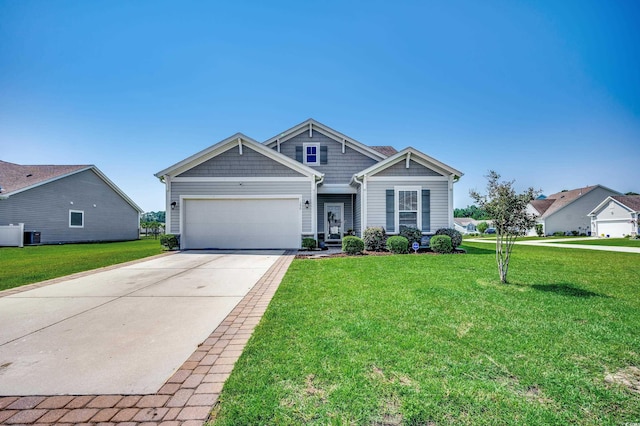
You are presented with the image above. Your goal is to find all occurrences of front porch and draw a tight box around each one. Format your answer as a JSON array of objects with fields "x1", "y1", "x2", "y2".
[{"x1": 316, "y1": 194, "x2": 356, "y2": 244}]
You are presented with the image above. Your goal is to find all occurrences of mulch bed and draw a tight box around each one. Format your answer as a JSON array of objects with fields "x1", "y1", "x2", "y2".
[{"x1": 296, "y1": 249, "x2": 465, "y2": 259}]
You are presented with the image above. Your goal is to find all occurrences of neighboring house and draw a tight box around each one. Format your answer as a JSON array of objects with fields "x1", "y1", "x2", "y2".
[
  {"x1": 589, "y1": 195, "x2": 640, "y2": 237},
  {"x1": 0, "y1": 160, "x2": 143, "y2": 244},
  {"x1": 453, "y1": 218, "x2": 492, "y2": 234},
  {"x1": 527, "y1": 185, "x2": 621, "y2": 236},
  {"x1": 155, "y1": 119, "x2": 463, "y2": 249}
]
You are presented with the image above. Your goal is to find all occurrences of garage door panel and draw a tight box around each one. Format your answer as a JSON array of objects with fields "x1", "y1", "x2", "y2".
[
  {"x1": 596, "y1": 220, "x2": 631, "y2": 238},
  {"x1": 184, "y1": 198, "x2": 300, "y2": 249}
]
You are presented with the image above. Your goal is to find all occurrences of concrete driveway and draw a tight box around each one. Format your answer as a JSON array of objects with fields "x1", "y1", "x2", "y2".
[{"x1": 0, "y1": 250, "x2": 284, "y2": 396}]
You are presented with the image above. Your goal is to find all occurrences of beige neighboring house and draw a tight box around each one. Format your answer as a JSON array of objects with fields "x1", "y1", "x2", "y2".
[
  {"x1": 527, "y1": 185, "x2": 621, "y2": 236},
  {"x1": 589, "y1": 195, "x2": 640, "y2": 237}
]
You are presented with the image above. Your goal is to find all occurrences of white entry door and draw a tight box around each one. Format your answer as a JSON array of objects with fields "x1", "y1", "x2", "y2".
[{"x1": 325, "y1": 203, "x2": 344, "y2": 242}]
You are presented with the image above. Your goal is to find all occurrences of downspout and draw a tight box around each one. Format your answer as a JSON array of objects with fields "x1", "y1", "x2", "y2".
[
  {"x1": 352, "y1": 174, "x2": 364, "y2": 237},
  {"x1": 313, "y1": 175, "x2": 324, "y2": 242},
  {"x1": 162, "y1": 175, "x2": 172, "y2": 234}
]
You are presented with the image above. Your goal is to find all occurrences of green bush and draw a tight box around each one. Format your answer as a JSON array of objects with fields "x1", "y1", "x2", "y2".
[
  {"x1": 535, "y1": 224, "x2": 544, "y2": 237},
  {"x1": 435, "y1": 228, "x2": 462, "y2": 248},
  {"x1": 363, "y1": 227, "x2": 387, "y2": 251},
  {"x1": 477, "y1": 221, "x2": 489, "y2": 234},
  {"x1": 553, "y1": 231, "x2": 564, "y2": 237},
  {"x1": 430, "y1": 235, "x2": 453, "y2": 254},
  {"x1": 386, "y1": 236, "x2": 409, "y2": 254},
  {"x1": 342, "y1": 236, "x2": 364, "y2": 255},
  {"x1": 160, "y1": 234, "x2": 180, "y2": 250},
  {"x1": 399, "y1": 226, "x2": 422, "y2": 245},
  {"x1": 302, "y1": 238, "x2": 316, "y2": 250}
]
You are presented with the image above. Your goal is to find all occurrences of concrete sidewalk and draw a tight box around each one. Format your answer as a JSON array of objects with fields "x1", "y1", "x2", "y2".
[
  {"x1": 466, "y1": 237, "x2": 640, "y2": 254},
  {"x1": 0, "y1": 250, "x2": 295, "y2": 425}
]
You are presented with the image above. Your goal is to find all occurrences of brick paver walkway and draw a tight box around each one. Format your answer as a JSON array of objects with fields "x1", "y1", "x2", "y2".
[{"x1": 0, "y1": 251, "x2": 295, "y2": 425}]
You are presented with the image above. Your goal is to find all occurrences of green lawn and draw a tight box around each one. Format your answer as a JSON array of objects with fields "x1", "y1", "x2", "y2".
[
  {"x1": 552, "y1": 238, "x2": 640, "y2": 248},
  {"x1": 0, "y1": 238, "x2": 165, "y2": 291},
  {"x1": 211, "y1": 243, "x2": 640, "y2": 425}
]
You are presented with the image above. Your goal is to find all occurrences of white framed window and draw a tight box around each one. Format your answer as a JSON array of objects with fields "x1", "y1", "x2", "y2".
[
  {"x1": 69, "y1": 210, "x2": 84, "y2": 228},
  {"x1": 395, "y1": 186, "x2": 421, "y2": 230},
  {"x1": 303, "y1": 143, "x2": 320, "y2": 165}
]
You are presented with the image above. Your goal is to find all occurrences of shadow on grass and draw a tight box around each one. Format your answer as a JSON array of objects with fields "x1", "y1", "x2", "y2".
[{"x1": 530, "y1": 283, "x2": 608, "y2": 298}]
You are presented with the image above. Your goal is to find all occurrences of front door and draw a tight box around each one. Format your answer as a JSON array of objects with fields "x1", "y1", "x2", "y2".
[{"x1": 325, "y1": 203, "x2": 344, "y2": 242}]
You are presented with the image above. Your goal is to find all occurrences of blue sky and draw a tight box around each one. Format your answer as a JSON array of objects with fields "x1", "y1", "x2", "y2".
[{"x1": 1, "y1": 0, "x2": 639, "y2": 212}]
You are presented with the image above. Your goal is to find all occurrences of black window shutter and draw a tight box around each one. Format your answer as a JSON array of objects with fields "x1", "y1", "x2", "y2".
[
  {"x1": 386, "y1": 189, "x2": 395, "y2": 232},
  {"x1": 295, "y1": 146, "x2": 303, "y2": 162},
  {"x1": 320, "y1": 146, "x2": 328, "y2": 164},
  {"x1": 422, "y1": 189, "x2": 431, "y2": 232}
]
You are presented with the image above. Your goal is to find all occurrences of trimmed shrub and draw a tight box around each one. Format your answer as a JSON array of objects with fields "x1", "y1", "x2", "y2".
[
  {"x1": 302, "y1": 238, "x2": 316, "y2": 250},
  {"x1": 435, "y1": 228, "x2": 462, "y2": 248},
  {"x1": 160, "y1": 234, "x2": 180, "y2": 250},
  {"x1": 430, "y1": 235, "x2": 453, "y2": 254},
  {"x1": 386, "y1": 236, "x2": 409, "y2": 254},
  {"x1": 342, "y1": 236, "x2": 364, "y2": 255},
  {"x1": 399, "y1": 226, "x2": 422, "y2": 245},
  {"x1": 363, "y1": 227, "x2": 387, "y2": 252},
  {"x1": 535, "y1": 224, "x2": 544, "y2": 237},
  {"x1": 553, "y1": 231, "x2": 564, "y2": 237}
]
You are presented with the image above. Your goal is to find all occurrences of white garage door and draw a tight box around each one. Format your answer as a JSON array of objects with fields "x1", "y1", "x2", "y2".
[
  {"x1": 183, "y1": 198, "x2": 301, "y2": 249},
  {"x1": 596, "y1": 220, "x2": 632, "y2": 238}
]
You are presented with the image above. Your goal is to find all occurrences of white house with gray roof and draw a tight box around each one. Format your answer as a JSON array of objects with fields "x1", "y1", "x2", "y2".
[
  {"x1": 155, "y1": 119, "x2": 463, "y2": 250},
  {"x1": 0, "y1": 160, "x2": 143, "y2": 245},
  {"x1": 527, "y1": 185, "x2": 621, "y2": 236},
  {"x1": 589, "y1": 195, "x2": 640, "y2": 237}
]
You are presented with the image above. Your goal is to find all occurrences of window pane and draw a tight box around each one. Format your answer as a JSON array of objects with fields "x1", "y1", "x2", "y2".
[
  {"x1": 399, "y1": 212, "x2": 417, "y2": 227},
  {"x1": 307, "y1": 154, "x2": 316, "y2": 163},
  {"x1": 70, "y1": 212, "x2": 83, "y2": 226},
  {"x1": 399, "y1": 191, "x2": 417, "y2": 211}
]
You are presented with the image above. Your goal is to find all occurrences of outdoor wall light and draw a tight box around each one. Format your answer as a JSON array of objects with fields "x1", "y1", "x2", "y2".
[
  {"x1": 171, "y1": 201, "x2": 177, "y2": 210},
  {"x1": 305, "y1": 200, "x2": 310, "y2": 209}
]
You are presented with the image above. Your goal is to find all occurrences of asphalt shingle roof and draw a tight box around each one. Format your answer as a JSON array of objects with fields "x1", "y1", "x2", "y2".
[
  {"x1": 0, "y1": 160, "x2": 89, "y2": 195},
  {"x1": 612, "y1": 195, "x2": 640, "y2": 212}
]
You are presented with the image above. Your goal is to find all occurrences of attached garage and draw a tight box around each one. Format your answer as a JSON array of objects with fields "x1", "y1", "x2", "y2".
[
  {"x1": 594, "y1": 220, "x2": 633, "y2": 238},
  {"x1": 181, "y1": 197, "x2": 302, "y2": 249}
]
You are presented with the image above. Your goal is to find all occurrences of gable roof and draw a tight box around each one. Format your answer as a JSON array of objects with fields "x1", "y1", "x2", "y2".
[
  {"x1": 529, "y1": 198, "x2": 555, "y2": 215},
  {"x1": 589, "y1": 195, "x2": 640, "y2": 216},
  {"x1": 612, "y1": 195, "x2": 640, "y2": 211},
  {"x1": 0, "y1": 160, "x2": 143, "y2": 212},
  {"x1": 353, "y1": 147, "x2": 463, "y2": 179},
  {"x1": 370, "y1": 146, "x2": 398, "y2": 156},
  {"x1": 155, "y1": 133, "x2": 323, "y2": 179},
  {"x1": 532, "y1": 185, "x2": 620, "y2": 219},
  {"x1": 263, "y1": 118, "x2": 387, "y2": 162}
]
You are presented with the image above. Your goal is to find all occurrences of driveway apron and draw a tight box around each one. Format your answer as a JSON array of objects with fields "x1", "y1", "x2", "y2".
[{"x1": 0, "y1": 250, "x2": 284, "y2": 396}]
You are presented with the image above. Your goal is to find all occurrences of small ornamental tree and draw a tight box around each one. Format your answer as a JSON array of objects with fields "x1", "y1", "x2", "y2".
[
  {"x1": 477, "y1": 221, "x2": 489, "y2": 234},
  {"x1": 470, "y1": 171, "x2": 540, "y2": 283}
]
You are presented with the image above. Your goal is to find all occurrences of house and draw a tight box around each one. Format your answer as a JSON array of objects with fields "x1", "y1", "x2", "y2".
[
  {"x1": 527, "y1": 185, "x2": 621, "y2": 236},
  {"x1": 453, "y1": 218, "x2": 491, "y2": 234},
  {"x1": 0, "y1": 160, "x2": 143, "y2": 245},
  {"x1": 155, "y1": 119, "x2": 463, "y2": 250},
  {"x1": 589, "y1": 195, "x2": 640, "y2": 237}
]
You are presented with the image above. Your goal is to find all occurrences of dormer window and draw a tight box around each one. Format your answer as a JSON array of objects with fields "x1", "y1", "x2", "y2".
[{"x1": 303, "y1": 143, "x2": 320, "y2": 165}]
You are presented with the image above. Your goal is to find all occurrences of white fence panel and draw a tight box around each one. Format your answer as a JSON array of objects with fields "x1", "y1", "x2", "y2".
[{"x1": 0, "y1": 223, "x2": 24, "y2": 247}]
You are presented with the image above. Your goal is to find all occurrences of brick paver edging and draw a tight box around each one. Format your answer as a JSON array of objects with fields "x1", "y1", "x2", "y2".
[{"x1": 0, "y1": 251, "x2": 296, "y2": 426}]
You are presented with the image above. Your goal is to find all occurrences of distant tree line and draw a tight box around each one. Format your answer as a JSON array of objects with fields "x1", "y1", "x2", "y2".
[
  {"x1": 141, "y1": 211, "x2": 165, "y2": 223},
  {"x1": 140, "y1": 211, "x2": 165, "y2": 239},
  {"x1": 454, "y1": 205, "x2": 491, "y2": 220}
]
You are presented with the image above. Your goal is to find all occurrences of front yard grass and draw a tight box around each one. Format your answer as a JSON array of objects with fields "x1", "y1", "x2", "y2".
[
  {"x1": 211, "y1": 243, "x2": 640, "y2": 425},
  {"x1": 0, "y1": 238, "x2": 164, "y2": 291},
  {"x1": 553, "y1": 237, "x2": 640, "y2": 248}
]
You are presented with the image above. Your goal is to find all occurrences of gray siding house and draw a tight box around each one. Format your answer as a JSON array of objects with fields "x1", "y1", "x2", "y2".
[
  {"x1": 155, "y1": 119, "x2": 463, "y2": 249},
  {"x1": 527, "y1": 185, "x2": 621, "y2": 236},
  {"x1": 0, "y1": 161, "x2": 143, "y2": 244}
]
